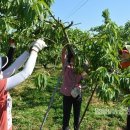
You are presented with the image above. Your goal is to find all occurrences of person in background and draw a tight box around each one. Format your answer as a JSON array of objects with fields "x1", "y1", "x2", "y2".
[
  {"x1": 119, "y1": 44, "x2": 130, "y2": 130},
  {"x1": 119, "y1": 46, "x2": 130, "y2": 69},
  {"x1": 2, "y1": 38, "x2": 16, "y2": 71},
  {"x1": 60, "y1": 44, "x2": 87, "y2": 130},
  {"x1": 0, "y1": 38, "x2": 47, "y2": 130}
]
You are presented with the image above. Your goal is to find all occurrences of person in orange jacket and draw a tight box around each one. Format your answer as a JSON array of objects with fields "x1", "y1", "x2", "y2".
[
  {"x1": 119, "y1": 47, "x2": 130, "y2": 69},
  {"x1": 119, "y1": 43, "x2": 130, "y2": 130}
]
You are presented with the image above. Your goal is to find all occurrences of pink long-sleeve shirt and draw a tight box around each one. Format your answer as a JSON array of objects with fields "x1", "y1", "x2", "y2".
[{"x1": 60, "y1": 65, "x2": 82, "y2": 96}]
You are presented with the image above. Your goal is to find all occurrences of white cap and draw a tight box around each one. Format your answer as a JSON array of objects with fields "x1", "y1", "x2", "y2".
[{"x1": 125, "y1": 45, "x2": 130, "y2": 53}]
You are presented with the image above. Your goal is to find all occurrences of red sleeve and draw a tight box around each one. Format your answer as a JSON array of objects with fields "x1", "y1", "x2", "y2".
[{"x1": 120, "y1": 61, "x2": 130, "y2": 69}]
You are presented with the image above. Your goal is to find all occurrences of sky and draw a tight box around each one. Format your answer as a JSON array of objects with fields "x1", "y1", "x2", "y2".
[{"x1": 51, "y1": 0, "x2": 130, "y2": 30}]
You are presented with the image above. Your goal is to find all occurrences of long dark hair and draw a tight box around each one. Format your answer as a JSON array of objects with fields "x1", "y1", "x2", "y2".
[{"x1": 67, "y1": 46, "x2": 74, "y2": 63}]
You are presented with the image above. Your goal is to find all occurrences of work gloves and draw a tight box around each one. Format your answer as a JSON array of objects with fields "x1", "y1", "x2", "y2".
[{"x1": 31, "y1": 38, "x2": 47, "y2": 52}]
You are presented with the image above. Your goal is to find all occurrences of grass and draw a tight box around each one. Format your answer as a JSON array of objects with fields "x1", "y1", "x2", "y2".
[{"x1": 10, "y1": 65, "x2": 127, "y2": 130}]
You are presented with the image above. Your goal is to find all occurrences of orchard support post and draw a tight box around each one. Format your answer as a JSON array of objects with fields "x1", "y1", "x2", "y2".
[
  {"x1": 40, "y1": 76, "x2": 62, "y2": 130},
  {"x1": 77, "y1": 84, "x2": 97, "y2": 129}
]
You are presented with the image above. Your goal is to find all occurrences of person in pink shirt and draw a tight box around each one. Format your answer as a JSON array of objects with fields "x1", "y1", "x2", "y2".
[
  {"x1": 60, "y1": 44, "x2": 84, "y2": 130},
  {"x1": 0, "y1": 39, "x2": 47, "y2": 130}
]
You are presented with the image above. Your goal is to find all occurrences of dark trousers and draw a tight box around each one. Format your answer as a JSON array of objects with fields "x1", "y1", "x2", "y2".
[{"x1": 62, "y1": 95, "x2": 82, "y2": 130}]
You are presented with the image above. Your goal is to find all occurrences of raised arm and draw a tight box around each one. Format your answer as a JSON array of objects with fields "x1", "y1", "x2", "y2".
[
  {"x1": 5, "y1": 39, "x2": 47, "y2": 91},
  {"x1": 5, "y1": 50, "x2": 37, "y2": 90},
  {"x1": 3, "y1": 51, "x2": 29, "y2": 78},
  {"x1": 61, "y1": 46, "x2": 67, "y2": 66}
]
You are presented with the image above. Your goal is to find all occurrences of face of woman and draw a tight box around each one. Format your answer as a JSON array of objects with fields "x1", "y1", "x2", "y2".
[{"x1": 121, "y1": 52, "x2": 130, "y2": 61}]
